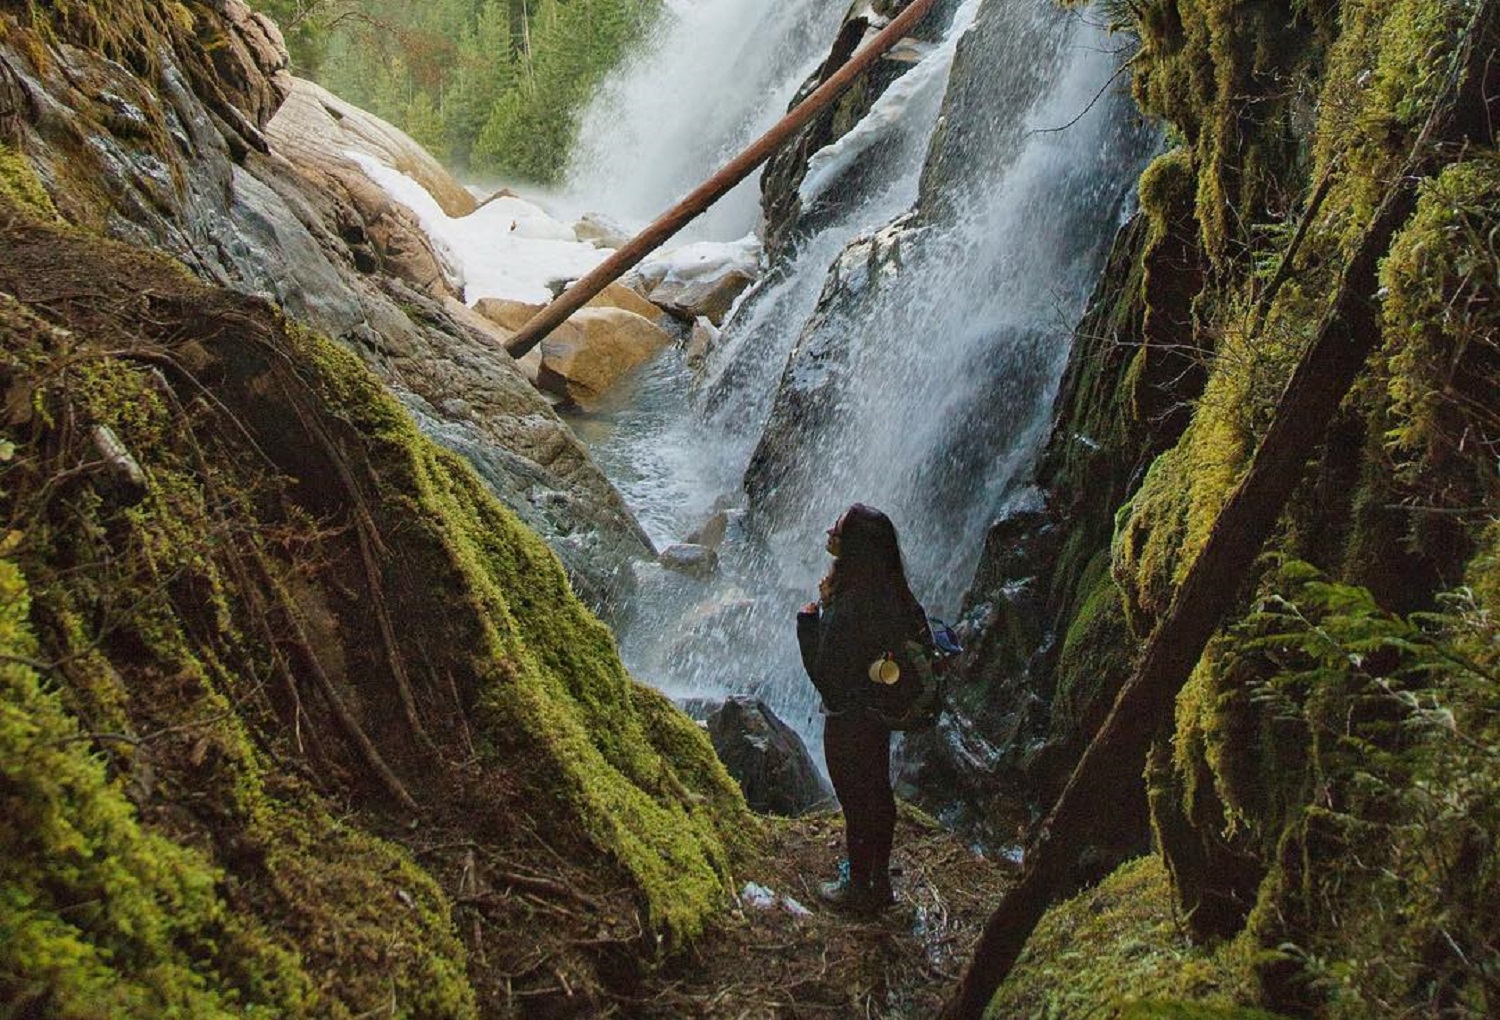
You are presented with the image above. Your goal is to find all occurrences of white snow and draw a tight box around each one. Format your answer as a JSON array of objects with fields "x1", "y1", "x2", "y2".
[
  {"x1": 636, "y1": 235, "x2": 762, "y2": 290},
  {"x1": 346, "y1": 150, "x2": 763, "y2": 311},
  {"x1": 345, "y1": 150, "x2": 610, "y2": 305}
]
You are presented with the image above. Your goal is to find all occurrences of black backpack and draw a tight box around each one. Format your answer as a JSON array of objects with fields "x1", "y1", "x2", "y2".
[{"x1": 869, "y1": 617, "x2": 962, "y2": 732}]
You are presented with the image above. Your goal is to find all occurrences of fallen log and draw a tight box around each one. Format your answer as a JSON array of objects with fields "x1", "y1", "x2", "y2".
[
  {"x1": 504, "y1": 0, "x2": 941, "y2": 359},
  {"x1": 938, "y1": 2, "x2": 1499, "y2": 1015}
]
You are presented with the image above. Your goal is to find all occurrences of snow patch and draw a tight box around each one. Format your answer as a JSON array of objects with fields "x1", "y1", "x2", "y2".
[
  {"x1": 345, "y1": 150, "x2": 610, "y2": 305},
  {"x1": 637, "y1": 235, "x2": 762, "y2": 290}
]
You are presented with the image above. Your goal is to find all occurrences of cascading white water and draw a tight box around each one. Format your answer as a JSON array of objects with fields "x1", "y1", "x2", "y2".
[
  {"x1": 585, "y1": 0, "x2": 1156, "y2": 754},
  {"x1": 563, "y1": 0, "x2": 847, "y2": 240}
]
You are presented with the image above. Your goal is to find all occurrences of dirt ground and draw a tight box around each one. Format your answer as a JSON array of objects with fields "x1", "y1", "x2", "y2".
[{"x1": 621, "y1": 807, "x2": 1016, "y2": 1019}]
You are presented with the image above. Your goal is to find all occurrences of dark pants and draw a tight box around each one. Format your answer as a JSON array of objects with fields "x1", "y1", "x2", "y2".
[{"x1": 824, "y1": 710, "x2": 895, "y2": 887}]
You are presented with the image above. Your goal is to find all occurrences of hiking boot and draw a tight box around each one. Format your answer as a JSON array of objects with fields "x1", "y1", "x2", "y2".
[{"x1": 817, "y1": 874, "x2": 871, "y2": 912}]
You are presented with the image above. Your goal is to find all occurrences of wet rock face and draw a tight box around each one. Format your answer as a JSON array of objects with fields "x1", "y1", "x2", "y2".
[
  {"x1": 659, "y1": 543, "x2": 719, "y2": 579},
  {"x1": 759, "y1": 0, "x2": 957, "y2": 259},
  {"x1": 703, "y1": 697, "x2": 832, "y2": 817},
  {"x1": 742, "y1": 215, "x2": 912, "y2": 523},
  {"x1": 0, "y1": 3, "x2": 655, "y2": 613}
]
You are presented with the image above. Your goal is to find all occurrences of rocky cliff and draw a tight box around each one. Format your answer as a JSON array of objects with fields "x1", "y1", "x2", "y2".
[{"x1": 0, "y1": 0, "x2": 654, "y2": 613}]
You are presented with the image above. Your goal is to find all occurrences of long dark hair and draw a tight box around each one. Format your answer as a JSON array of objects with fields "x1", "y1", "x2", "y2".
[{"x1": 823, "y1": 504, "x2": 921, "y2": 616}]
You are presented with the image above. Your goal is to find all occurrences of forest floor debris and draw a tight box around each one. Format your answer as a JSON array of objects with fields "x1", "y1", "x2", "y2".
[{"x1": 620, "y1": 806, "x2": 1014, "y2": 1019}]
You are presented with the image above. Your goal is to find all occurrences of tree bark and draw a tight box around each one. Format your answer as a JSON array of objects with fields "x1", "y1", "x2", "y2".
[
  {"x1": 939, "y1": 4, "x2": 1499, "y2": 1016},
  {"x1": 504, "y1": 0, "x2": 941, "y2": 359}
]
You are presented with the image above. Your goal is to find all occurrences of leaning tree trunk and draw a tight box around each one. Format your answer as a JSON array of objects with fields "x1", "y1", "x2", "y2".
[
  {"x1": 503, "y1": 0, "x2": 941, "y2": 359},
  {"x1": 939, "y1": 3, "x2": 1500, "y2": 1016}
]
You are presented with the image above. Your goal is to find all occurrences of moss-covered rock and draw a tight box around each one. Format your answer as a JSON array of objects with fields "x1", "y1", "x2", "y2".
[
  {"x1": 987, "y1": 855, "x2": 1268, "y2": 1018},
  {"x1": 0, "y1": 144, "x2": 55, "y2": 217}
]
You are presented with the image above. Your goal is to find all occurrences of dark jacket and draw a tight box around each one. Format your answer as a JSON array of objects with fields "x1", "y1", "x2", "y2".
[{"x1": 797, "y1": 591, "x2": 928, "y2": 714}]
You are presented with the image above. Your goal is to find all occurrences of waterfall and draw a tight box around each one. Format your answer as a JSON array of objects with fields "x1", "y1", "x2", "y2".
[
  {"x1": 588, "y1": 0, "x2": 1156, "y2": 755},
  {"x1": 563, "y1": 0, "x2": 847, "y2": 241}
]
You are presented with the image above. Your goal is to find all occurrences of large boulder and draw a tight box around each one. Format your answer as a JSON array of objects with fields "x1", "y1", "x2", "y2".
[
  {"x1": 475, "y1": 285, "x2": 661, "y2": 341},
  {"x1": 474, "y1": 296, "x2": 544, "y2": 333},
  {"x1": 270, "y1": 77, "x2": 475, "y2": 218},
  {"x1": 587, "y1": 280, "x2": 664, "y2": 321},
  {"x1": 266, "y1": 79, "x2": 463, "y2": 298},
  {"x1": 705, "y1": 697, "x2": 831, "y2": 817},
  {"x1": 536, "y1": 306, "x2": 673, "y2": 407}
]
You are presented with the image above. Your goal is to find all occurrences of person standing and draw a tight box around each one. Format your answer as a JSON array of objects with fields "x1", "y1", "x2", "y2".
[{"x1": 796, "y1": 503, "x2": 929, "y2": 913}]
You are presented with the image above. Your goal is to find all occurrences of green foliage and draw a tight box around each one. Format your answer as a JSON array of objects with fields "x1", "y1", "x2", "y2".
[
  {"x1": 470, "y1": 0, "x2": 657, "y2": 182},
  {"x1": 267, "y1": 0, "x2": 661, "y2": 180},
  {"x1": 249, "y1": 0, "x2": 334, "y2": 73}
]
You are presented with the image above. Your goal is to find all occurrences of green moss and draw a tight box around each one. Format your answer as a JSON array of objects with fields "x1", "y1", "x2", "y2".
[
  {"x1": 1119, "y1": 1002, "x2": 1288, "y2": 1020},
  {"x1": 2, "y1": 202, "x2": 749, "y2": 1020},
  {"x1": 1139, "y1": 147, "x2": 1198, "y2": 249},
  {"x1": 278, "y1": 324, "x2": 748, "y2": 949},
  {"x1": 1377, "y1": 155, "x2": 1500, "y2": 511},
  {"x1": 1053, "y1": 553, "x2": 1134, "y2": 733},
  {"x1": 1310, "y1": 0, "x2": 1474, "y2": 246},
  {"x1": 0, "y1": 145, "x2": 55, "y2": 217},
  {"x1": 987, "y1": 856, "x2": 1257, "y2": 1018},
  {"x1": 1131, "y1": 0, "x2": 1331, "y2": 267},
  {"x1": 1, "y1": 558, "x2": 316, "y2": 1018},
  {"x1": 2, "y1": 313, "x2": 480, "y2": 1017},
  {"x1": 1111, "y1": 384, "x2": 1250, "y2": 636}
]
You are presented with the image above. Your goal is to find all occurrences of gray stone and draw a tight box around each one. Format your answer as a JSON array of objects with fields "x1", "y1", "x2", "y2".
[
  {"x1": 685, "y1": 510, "x2": 729, "y2": 551},
  {"x1": 705, "y1": 697, "x2": 831, "y2": 817},
  {"x1": 659, "y1": 543, "x2": 719, "y2": 579}
]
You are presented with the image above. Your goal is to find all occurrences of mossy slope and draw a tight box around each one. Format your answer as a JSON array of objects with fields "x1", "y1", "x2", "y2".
[{"x1": 0, "y1": 204, "x2": 746, "y2": 1015}]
